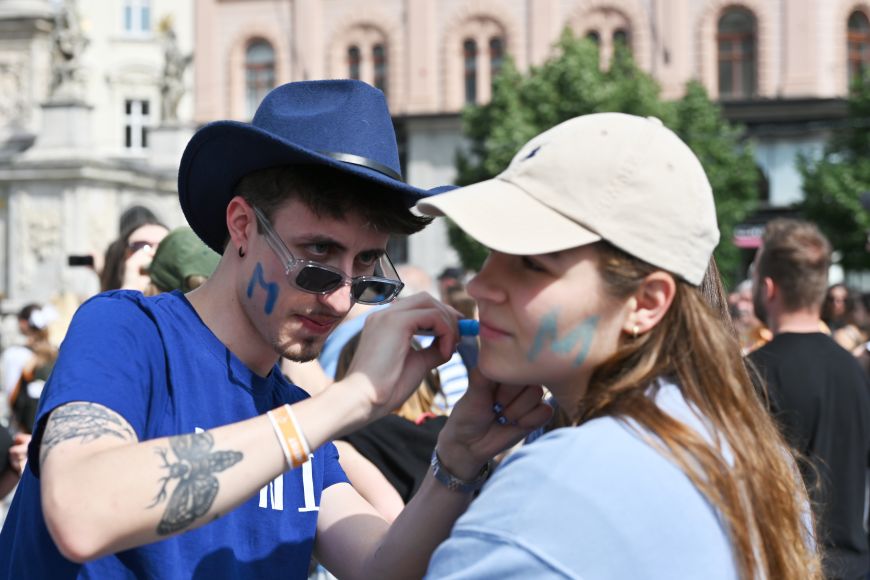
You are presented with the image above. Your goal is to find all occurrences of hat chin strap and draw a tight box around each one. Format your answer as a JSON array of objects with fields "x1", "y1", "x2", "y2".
[{"x1": 318, "y1": 151, "x2": 403, "y2": 182}]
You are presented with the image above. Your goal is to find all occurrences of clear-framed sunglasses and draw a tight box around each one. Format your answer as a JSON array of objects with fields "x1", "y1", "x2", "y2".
[{"x1": 252, "y1": 206, "x2": 405, "y2": 305}]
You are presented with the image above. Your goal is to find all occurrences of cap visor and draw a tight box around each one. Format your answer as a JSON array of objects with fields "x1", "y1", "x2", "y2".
[{"x1": 417, "y1": 177, "x2": 601, "y2": 255}]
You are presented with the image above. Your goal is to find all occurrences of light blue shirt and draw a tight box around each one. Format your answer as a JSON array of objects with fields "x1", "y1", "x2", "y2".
[{"x1": 426, "y1": 380, "x2": 739, "y2": 579}]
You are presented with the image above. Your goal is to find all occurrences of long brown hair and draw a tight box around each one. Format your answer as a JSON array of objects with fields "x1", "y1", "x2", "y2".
[{"x1": 575, "y1": 242, "x2": 820, "y2": 579}]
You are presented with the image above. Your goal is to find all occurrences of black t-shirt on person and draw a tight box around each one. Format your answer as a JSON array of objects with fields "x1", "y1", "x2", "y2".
[{"x1": 750, "y1": 332, "x2": 870, "y2": 579}]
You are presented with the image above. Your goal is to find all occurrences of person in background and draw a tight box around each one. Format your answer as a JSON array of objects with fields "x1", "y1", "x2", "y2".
[
  {"x1": 750, "y1": 219, "x2": 870, "y2": 580},
  {"x1": 144, "y1": 226, "x2": 221, "y2": 295},
  {"x1": 0, "y1": 304, "x2": 42, "y2": 420},
  {"x1": 8, "y1": 304, "x2": 59, "y2": 434},
  {"x1": 821, "y1": 283, "x2": 869, "y2": 356},
  {"x1": 419, "y1": 113, "x2": 820, "y2": 579},
  {"x1": 436, "y1": 267, "x2": 465, "y2": 303},
  {"x1": 99, "y1": 218, "x2": 169, "y2": 293},
  {"x1": 332, "y1": 331, "x2": 446, "y2": 522}
]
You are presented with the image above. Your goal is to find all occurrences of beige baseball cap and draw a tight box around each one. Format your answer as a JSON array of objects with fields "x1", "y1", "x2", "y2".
[{"x1": 416, "y1": 113, "x2": 719, "y2": 285}]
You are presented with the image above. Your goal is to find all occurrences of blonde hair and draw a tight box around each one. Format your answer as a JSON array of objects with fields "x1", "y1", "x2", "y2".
[
  {"x1": 335, "y1": 332, "x2": 444, "y2": 422},
  {"x1": 574, "y1": 242, "x2": 820, "y2": 579}
]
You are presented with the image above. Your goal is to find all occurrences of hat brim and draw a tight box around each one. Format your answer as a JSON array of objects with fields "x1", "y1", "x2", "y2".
[
  {"x1": 416, "y1": 177, "x2": 601, "y2": 255},
  {"x1": 179, "y1": 121, "x2": 435, "y2": 253}
]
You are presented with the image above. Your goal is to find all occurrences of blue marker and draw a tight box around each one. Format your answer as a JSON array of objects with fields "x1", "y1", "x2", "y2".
[{"x1": 416, "y1": 319, "x2": 480, "y2": 337}]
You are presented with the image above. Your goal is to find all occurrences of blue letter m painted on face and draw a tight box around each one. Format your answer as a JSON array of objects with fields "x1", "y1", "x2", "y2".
[
  {"x1": 247, "y1": 262, "x2": 280, "y2": 315},
  {"x1": 528, "y1": 310, "x2": 599, "y2": 367}
]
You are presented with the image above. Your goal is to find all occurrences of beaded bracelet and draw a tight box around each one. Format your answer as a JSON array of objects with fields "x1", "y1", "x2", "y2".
[
  {"x1": 430, "y1": 448, "x2": 491, "y2": 493},
  {"x1": 267, "y1": 404, "x2": 311, "y2": 469}
]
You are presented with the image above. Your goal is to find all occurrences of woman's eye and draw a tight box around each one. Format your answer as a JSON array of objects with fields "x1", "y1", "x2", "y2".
[{"x1": 521, "y1": 256, "x2": 546, "y2": 272}]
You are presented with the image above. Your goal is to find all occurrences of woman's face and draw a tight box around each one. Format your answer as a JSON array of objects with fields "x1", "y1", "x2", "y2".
[
  {"x1": 126, "y1": 224, "x2": 169, "y2": 259},
  {"x1": 467, "y1": 245, "x2": 632, "y2": 404}
]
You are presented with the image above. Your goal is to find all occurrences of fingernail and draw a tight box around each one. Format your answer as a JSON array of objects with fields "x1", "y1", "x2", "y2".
[
  {"x1": 496, "y1": 415, "x2": 508, "y2": 425},
  {"x1": 492, "y1": 403, "x2": 504, "y2": 414}
]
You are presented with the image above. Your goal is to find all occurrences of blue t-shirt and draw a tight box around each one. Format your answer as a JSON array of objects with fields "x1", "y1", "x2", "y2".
[
  {"x1": 0, "y1": 290, "x2": 347, "y2": 579},
  {"x1": 426, "y1": 380, "x2": 740, "y2": 579}
]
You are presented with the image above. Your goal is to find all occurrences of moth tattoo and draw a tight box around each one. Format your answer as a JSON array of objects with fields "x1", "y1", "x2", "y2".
[{"x1": 150, "y1": 432, "x2": 243, "y2": 535}]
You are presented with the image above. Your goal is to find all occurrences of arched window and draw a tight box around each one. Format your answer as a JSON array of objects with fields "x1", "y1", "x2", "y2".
[
  {"x1": 613, "y1": 28, "x2": 630, "y2": 49},
  {"x1": 717, "y1": 8, "x2": 757, "y2": 99},
  {"x1": 489, "y1": 36, "x2": 504, "y2": 82},
  {"x1": 848, "y1": 11, "x2": 870, "y2": 84},
  {"x1": 586, "y1": 30, "x2": 601, "y2": 46},
  {"x1": 348, "y1": 45, "x2": 361, "y2": 80},
  {"x1": 373, "y1": 44, "x2": 388, "y2": 95},
  {"x1": 464, "y1": 39, "x2": 478, "y2": 104},
  {"x1": 245, "y1": 40, "x2": 275, "y2": 118}
]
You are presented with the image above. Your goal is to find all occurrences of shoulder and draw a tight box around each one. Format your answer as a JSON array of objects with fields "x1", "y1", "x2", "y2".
[{"x1": 439, "y1": 417, "x2": 735, "y2": 577}]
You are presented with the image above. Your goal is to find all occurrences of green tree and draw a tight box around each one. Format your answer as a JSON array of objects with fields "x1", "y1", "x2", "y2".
[
  {"x1": 671, "y1": 81, "x2": 758, "y2": 286},
  {"x1": 799, "y1": 77, "x2": 870, "y2": 271},
  {"x1": 451, "y1": 31, "x2": 758, "y2": 287}
]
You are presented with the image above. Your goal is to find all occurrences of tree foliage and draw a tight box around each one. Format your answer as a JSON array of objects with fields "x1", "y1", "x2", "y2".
[
  {"x1": 799, "y1": 77, "x2": 870, "y2": 271},
  {"x1": 451, "y1": 30, "x2": 758, "y2": 287}
]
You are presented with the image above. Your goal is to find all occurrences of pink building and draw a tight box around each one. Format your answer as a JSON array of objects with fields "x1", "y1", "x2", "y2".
[{"x1": 192, "y1": 0, "x2": 870, "y2": 276}]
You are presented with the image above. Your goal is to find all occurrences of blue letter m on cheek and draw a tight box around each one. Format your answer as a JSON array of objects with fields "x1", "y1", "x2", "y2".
[
  {"x1": 247, "y1": 262, "x2": 280, "y2": 315},
  {"x1": 528, "y1": 310, "x2": 599, "y2": 367}
]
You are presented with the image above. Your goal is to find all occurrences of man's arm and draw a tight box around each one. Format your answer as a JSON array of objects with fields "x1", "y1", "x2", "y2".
[
  {"x1": 314, "y1": 370, "x2": 554, "y2": 580},
  {"x1": 39, "y1": 376, "x2": 381, "y2": 562}
]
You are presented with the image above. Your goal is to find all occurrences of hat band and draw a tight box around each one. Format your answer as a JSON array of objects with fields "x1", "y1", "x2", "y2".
[{"x1": 318, "y1": 150, "x2": 403, "y2": 182}]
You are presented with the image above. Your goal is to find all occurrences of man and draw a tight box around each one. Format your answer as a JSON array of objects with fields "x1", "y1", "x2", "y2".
[
  {"x1": 749, "y1": 218, "x2": 870, "y2": 580},
  {"x1": 0, "y1": 80, "x2": 550, "y2": 578}
]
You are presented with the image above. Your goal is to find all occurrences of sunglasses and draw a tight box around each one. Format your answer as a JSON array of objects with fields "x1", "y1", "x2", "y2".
[{"x1": 252, "y1": 206, "x2": 405, "y2": 305}]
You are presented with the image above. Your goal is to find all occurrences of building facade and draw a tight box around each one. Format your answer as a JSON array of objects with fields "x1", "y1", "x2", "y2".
[
  {"x1": 0, "y1": 0, "x2": 194, "y2": 328},
  {"x1": 193, "y1": 0, "x2": 870, "y2": 279}
]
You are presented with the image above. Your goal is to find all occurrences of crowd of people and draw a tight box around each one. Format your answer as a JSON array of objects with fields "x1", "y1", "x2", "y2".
[{"x1": 0, "y1": 78, "x2": 866, "y2": 579}]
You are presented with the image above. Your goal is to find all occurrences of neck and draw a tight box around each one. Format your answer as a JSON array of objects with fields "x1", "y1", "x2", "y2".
[
  {"x1": 546, "y1": 370, "x2": 593, "y2": 423},
  {"x1": 768, "y1": 309, "x2": 822, "y2": 335},
  {"x1": 186, "y1": 264, "x2": 279, "y2": 377}
]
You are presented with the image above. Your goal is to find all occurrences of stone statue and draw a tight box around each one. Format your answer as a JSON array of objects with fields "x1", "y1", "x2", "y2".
[
  {"x1": 49, "y1": 0, "x2": 89, "y2": 100},
  {"x1": 159, "y1": 17, "x2": 193, "y2": 124}
]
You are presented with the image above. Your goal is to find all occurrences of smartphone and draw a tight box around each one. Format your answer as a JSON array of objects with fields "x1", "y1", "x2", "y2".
[{"x1": 67, "y1": 255, "x2": 94, "y2": 267}]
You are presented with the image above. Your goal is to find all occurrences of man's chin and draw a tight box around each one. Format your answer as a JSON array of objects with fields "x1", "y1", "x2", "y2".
[{"x1": 279, "y1": 338, "x2": 324, "y2": 363}]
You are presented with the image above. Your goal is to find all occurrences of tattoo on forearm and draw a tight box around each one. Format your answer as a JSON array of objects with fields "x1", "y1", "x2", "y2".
[
  {"x1": 149, "y1": 431, "x2": 243, "y2": 535},
  {"x1": 40, "y1": 402, "x2": 137, "y2": 465}
]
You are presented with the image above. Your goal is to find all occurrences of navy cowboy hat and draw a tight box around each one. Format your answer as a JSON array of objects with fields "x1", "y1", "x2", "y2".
[{"x1": 179, "y1": 79, "x2": 445, "y2": 253}]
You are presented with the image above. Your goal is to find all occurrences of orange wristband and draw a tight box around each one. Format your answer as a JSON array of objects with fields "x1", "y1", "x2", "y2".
[{"x1": 267, "y1": 404, "x2": 311, "y2": 469}]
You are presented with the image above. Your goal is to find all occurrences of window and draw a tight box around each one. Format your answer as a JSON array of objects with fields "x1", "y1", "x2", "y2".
[
  {"x1": 373, "y1": 44, "x2": 387, "y2": 95},
  {"x1": 717, "y1": 8, "x2": 757, "y2": 98},
  {"x1": 245, "y1": 40, "x2": 276, "y2": 119},
  {"x1": 586, "y1": 30, "x2": 601, "y2": 46},
  {"x1": 613, "y1": 28, "x2": 630, "y2": 48},
  {"x1": 848, "y1": 11, "x2": 870, "y2": 84},
  {"x1": 122, "y1": 0, "x2": 151, "y2": 36},
  {"x1": 348, "y1": 46, "x2": 361, "y2": 80},
  {"x1": 124, "y1": 99, "x2": 150, "y2": 150},
  {"x1": 464, "y1": 39, "x2": 478, "y2": 104},
  {"x1": 489, "y1": 37, "x2": 504, "y2": 82}
]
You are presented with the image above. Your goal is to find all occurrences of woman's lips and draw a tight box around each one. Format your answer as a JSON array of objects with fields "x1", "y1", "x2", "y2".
[{"x1": 478, "y1": 320, "x2": 510, "y2": 339}]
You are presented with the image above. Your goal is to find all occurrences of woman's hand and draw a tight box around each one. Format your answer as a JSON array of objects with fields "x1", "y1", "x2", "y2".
[{"x1": 435, "y1": 367, "x2": 553, "y2": 480}]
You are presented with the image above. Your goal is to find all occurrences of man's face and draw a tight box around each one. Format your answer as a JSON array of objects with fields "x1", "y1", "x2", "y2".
[
  {"x1": 240, "y1": 198, "x2": 391, "y2": 362},
  {"x1": 750, "y1": 250, "x2": 768, "y2": 326}
]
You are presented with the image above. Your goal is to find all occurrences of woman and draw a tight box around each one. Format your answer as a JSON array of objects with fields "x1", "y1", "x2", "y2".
[{"x1": 418, "y1": 113, "x2": 819, "y2": 578}]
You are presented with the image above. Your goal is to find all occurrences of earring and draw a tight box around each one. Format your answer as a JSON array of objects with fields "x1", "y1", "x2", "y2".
[
  {"x1": 632, "y1": 324, "x2": 640, "y2": 339},
  {"x1": 238, "y1": 246, "x2": 245, "y2": 258}
]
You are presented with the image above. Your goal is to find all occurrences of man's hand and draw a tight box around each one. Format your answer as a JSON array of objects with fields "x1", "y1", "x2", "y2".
[{"x1": 338, "y1": 293, "x2": 461, "y2": 421}]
